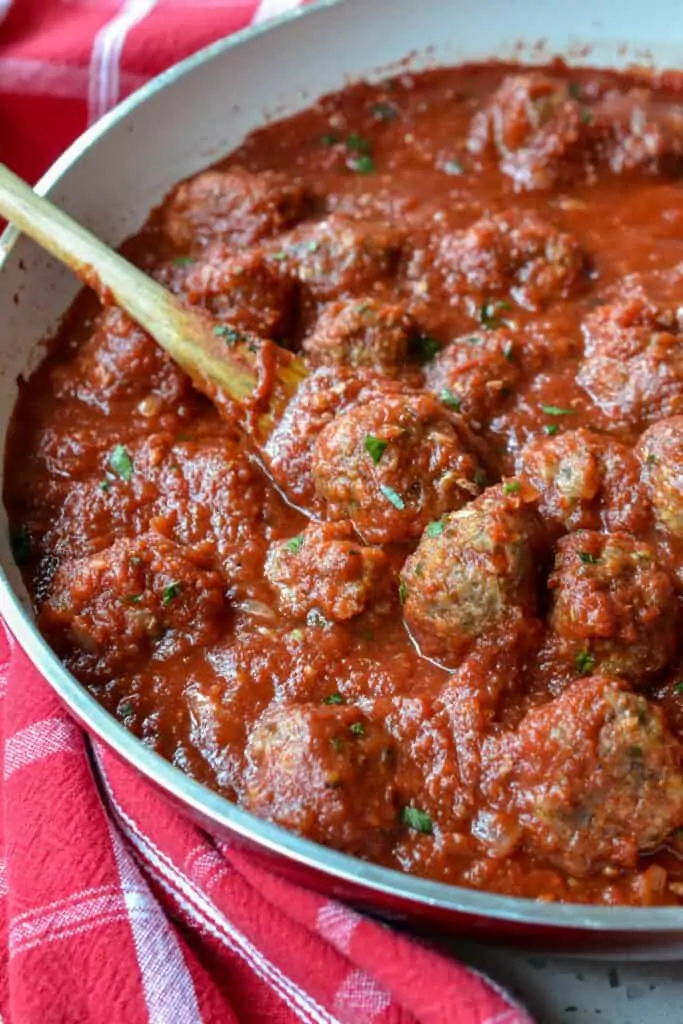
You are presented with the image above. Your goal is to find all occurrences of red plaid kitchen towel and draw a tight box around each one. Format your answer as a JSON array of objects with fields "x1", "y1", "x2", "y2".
[{"x1": 0, "y1": 3, "x2": 536, "y2": 1022}]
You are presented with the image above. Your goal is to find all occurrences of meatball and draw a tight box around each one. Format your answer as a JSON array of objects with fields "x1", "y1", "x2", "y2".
[
  {"x1": 638, "y1": 417, "x2": 683, "y2": 541},
  {"x1": 578, "y1": 294, "x2": 683, "y2": 429},
  {"x1": 401, "y1": 480, "x2": 543, "y2": 665},
  {"x1": 264, "y1": 367, "x2": 403, "y2": 508},
  {"x1": 437, "y1": 210, "x2": 586, "y2": 312},
  {"x1": 312, "y1": 392, "x2": 483, "y2": 544},
  {"x1": 468, "y1": 73, "x2": 591, "y2": 191},
  {"x1": 52, "y1": 307, "x2": 191, "y2": 417},
  {"x1": 181, "y1": 245, "x2": 296, "y2": 339},
  {"x1": 518, "y1": 428, "x2": 650, "y2": 535},
  {"x1": 482, "y1": 676, "x2": 683, "y2": 876},
  {"x1": 425, "y1": 328, "x2": 522, "y2": 424},
  {"x1": 592, "y1": 88, "x2": 683, "y2": 177},
  {"x1": 243, "y1": 703, "x2": 398, "y2": 855},
  {"x1": 272, "y1": 214, "x2": 402, "y2": 300},
  {"x1": 302, "y1": 296, "x2": 413, "y2": 376},
  {"x1": 265, "y1": 521, "x2": 389, "y2": 622},
  {"x1": 549, "y1": 531, "x2": 678, "y2": 682},
  {"x1": 163, "y1": 167, "x2": 309, "y2": 250},
  {"x1": 39, "y1": 533, "x2": 228, "y2": 678}
]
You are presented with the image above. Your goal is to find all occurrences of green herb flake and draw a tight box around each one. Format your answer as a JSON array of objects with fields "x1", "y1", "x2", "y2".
[
  {"x1": 398, "y1": 579, "x2": 408, "y2": 605},
  {"x1": 348, "y1": 154, "x2": 376, "y2": 175},
  {"x1": 330, "y1": 736, "x2": 344, "y2": 752},
  {"x1": 674, "y1": 681, "x2": 683, "y2": 695},
  {"x1": 324, "y1": 693, "x2": 345, "y2": 705},
  {"x1": 162, "y1": 581, "x2": 182, "y2": 606},
  {"x1": 285, "y1": 534, "x2": 304, "y2": 555},
  {"x1": 401, "y1": 806, "x2": 433, "y2": 835},
  {"x1": 502, "y1": 341, "x2": 515, "y2": 361},
  {"x1": 109, "y1": 444, "x2": 134, "y2": 482},
  {"x1": 646, "y1": 453, "x2": 658, "y2": 466},
  {"x1": 439, "y1": 388, "x2": 462, "y2": 412},
  {"x1": 544, "y1": 424, "x2": 560, "y2": 436},
  {"x1": 213, "y1": 324, "x2": 247, "y2": 346},
  {"x1": 372, "y1": 102, "x2": 398, "y2": 121},
  {"x1": 412, "y1": 334, "x2": 442, "y2": 363},
  {"x1": 443, "y1": 159, "x2": 464, "y2": 175},
  {"x1": 379, "y1": 484, "x2": 406, "y2": 510},
  {"x1": 480, "y1": 299, "x2": 511, "y2": 329},
  {"x1": 426, "y1": 520, "x2": 445, "y2": 538},
  {"x1": 173, "y1": 256, "x2": 195, "y2": 267},
  {"x1": 503, "y1": 480, "x2": 521, "y2": 495},
  {"x1": 346, "y1": 133, "x2": 372, "y2": 154},
  {"x1": 307, "y1": 608, "x2": 329, "y2": 628},
  {"x1": 271, "y1": 251, "x2": 288, "y2": 262},
  {"x1": 364, "y1": 434, "x2": 388, "y2": 465},
  {"x1": 575, "y1": 649, "x2": 596, "y2": 676},
  {"x1": 320, "y1": 132, "x2": 339, "y2": 147},
  {"x1": 119, "y1": 701, "x2": 134, "y2": 719},
  {"x1": 350, "y1": 722, "x2": 365, "y2": 736},
  {"x1": 580, "y1": 106, "x2": 593, "y2": 125},
  {"x1": 567, "y1": 82, "x2": 582, "y2": 99},
  {"x1": 540, "y1": 404, "x2": 575, "y2": 417},
  {"x1": 125, "y1": 594, "x2": 143, "y2": 605},
  {"x1": 98, "y1": 480, "x2": 111, "y2": 492},
  {"x1": 10, "y1": 524, "x2": 31, "y2": 566},
  {"x1": 579, "y1": 551, "x2": 601, "y2": 564}
]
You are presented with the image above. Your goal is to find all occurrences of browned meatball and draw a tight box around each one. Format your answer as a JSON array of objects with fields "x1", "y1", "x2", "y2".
[
  {"x1": 468, "y1": 73, "x2": 591, "y2": 191},
  {"x1": 592, "y1": 88, "x2": 683, "y2": 177},
  {"x1": 264, "y1": 367, "x2": 403, "y2": 508},
  {"x1": 548, "y1": 531, "x2": 678, "y2": 682},
  {"x1": 163, "y1": 167, "x2": 309, "y2": 250},
  {"x1": 518, "y1": 428, "x2": 650, "y2": 535},
  {"x1": 181, "y1": 244, "x2": 296, "y2": 339},
  {"x1": 437, "y1": 210, "x2": 586, "y2": 313},
  {"x1": 578, "y1": 293, "x2": 683, "y2": 429},
  {"x1": 302, "y1": 296, "x2": 412, "y2": 376},
  {"x1": 425, "y1": 328, "x2": 522, "y2": 424},
  {"x1": 401, "y1": 480, "x2": 543, "y2": 665},
  {"x1": 638, "y1": 417, "x2": 683, "y2": 541},
  {"x1": 39, "y1": 533, "x2": 228, "y2": 678},
  {"x1": 312, "y1": 392, "x2": 483, "y2": 544},
  {"x1": 52, "y1": 307, "x2": 191, "y2": 418},
  {"x1": 271, "y1": 214, "x2": 402, "y2": 300},
  {"x1": 265, "y1": 521, "x2": 389, "y2": 622},
  {"x1": 243, "y1": 703, "x2": 398, "y2": 855},
  {"x1": 482, "y1": 676, "x2": 683, "y2": 876}
]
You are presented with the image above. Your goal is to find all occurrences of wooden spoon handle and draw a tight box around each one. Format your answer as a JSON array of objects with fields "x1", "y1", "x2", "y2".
[{"x1": 0, "y1": 163, "x2": 306, "y2": 437}]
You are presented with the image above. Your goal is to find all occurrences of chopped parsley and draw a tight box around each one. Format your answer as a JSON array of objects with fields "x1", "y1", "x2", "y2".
[
  {"x1": 307, "y1": 608, "x2": 329, "y2": 628},
  {"x1": 350, "y1": 722, "x2": 365, "y2": 737},
  {"x1": 324, "y1": 693, "x2": 345, "y2": 705},
  {"x1": 544, "y1": 424, "x2": 560, "y2": 436},
  {"x1": 119, "y1": 701, "x2": 135, "y2": 719},
  {"x1": 346, "y1": 133, "x2": 372, "y2": 153},
  {"x1": 540, "y1": 404, "x2": 575, "y2": 417},
  {"x1": 414, "y1": 561, "x2": 424, "y2": 578},
  {"x1": 364, "y1": 434, "x2": 388, "y2": 465},
  {"x1": 162, "y1": 581, "x2": 182, "y2": 606},
  {"x1": 479, "y1": 299, "x2": 511, "y2": 329},
  {"x1": 411, "y1": 334, "x2": 441, "y2": 363},
  {"x1": 10, "y1": 524, "x2": 31, "y2": 566},
  {"x1": 503, "y1": 480, "x2": 521, "y2": 495},
  {"x1": 214, "y1": 324, "x2": 248, "y2": 346},
  {"x1": 401, "y1": 806, "x2": 433, "y2": 835},
  {"x1": 371, "y1": 102, "x2": 398, "y2": 121},
  {"x1": 426, "y1": 520, "x2": 445, "y2": 538},
  {"x1": 330, "y1": 736, "x2": 344, "y2": 752},
  {"x1": 98, "y1": 480, "x2": 110, "y2": 492},
  {"x1": 398, "y1": 579, "x2": 408, "y2": 605},
  {"x1": 646, "y1": 453, "x2": 658, "y2": 466},
  {"x1": 285, "y1": 534, "x2": 304, "y2": 554},
  {"x1": 320, "y1": 132, "x2": 339, "y2": 147},
  {"x1": 567, "y1": 82, "x2": 582, "y2": 99},
  {"x1": 580, "y1": 106, "x2": 593, "y2": 125},
  {"x1": 674, "y1": 681, "x2": 683, "y2": 695},
  {"x1": 109, "y1": 444, "x2": 134, "y2": 482},
  {"x1": 347, "y1": 154, "x2": 376, "y2": 175},
  {"x1": 125, "y1": 594, "x2": 143, "y2": 605},
  {"x1": 575, "y1": 649, "x2": 596, "y2": 676},
  {"x1": 173, "y1": 256, "x2": 195, "y2": 267},
  {"x1": 379, "y1": 484, "x2": 406, "y2": 510},
  {"x1": 439, "y1": 388, "x2": 462, "y2": 412},
  {"x1": 579, "y1": 551, "x2": 601, "y2": 564},
  {"x1": 443, "y1": 159, "x2": 464, "y2": 175}
]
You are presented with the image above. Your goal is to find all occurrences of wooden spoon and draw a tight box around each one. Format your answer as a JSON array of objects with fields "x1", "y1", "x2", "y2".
[{"x1": 0, "y1": 162, "x2": 307, "y2": 443}]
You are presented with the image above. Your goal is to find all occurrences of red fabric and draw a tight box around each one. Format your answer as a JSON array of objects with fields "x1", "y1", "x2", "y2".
[{"x1": 0, "y1": 3, "x2": 536, "y2": 1022}]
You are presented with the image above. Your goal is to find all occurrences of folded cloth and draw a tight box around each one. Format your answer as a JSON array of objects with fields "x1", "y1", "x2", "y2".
[{"x1": 0, "y1": 3, "x2": 535, "y2": 1021}]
